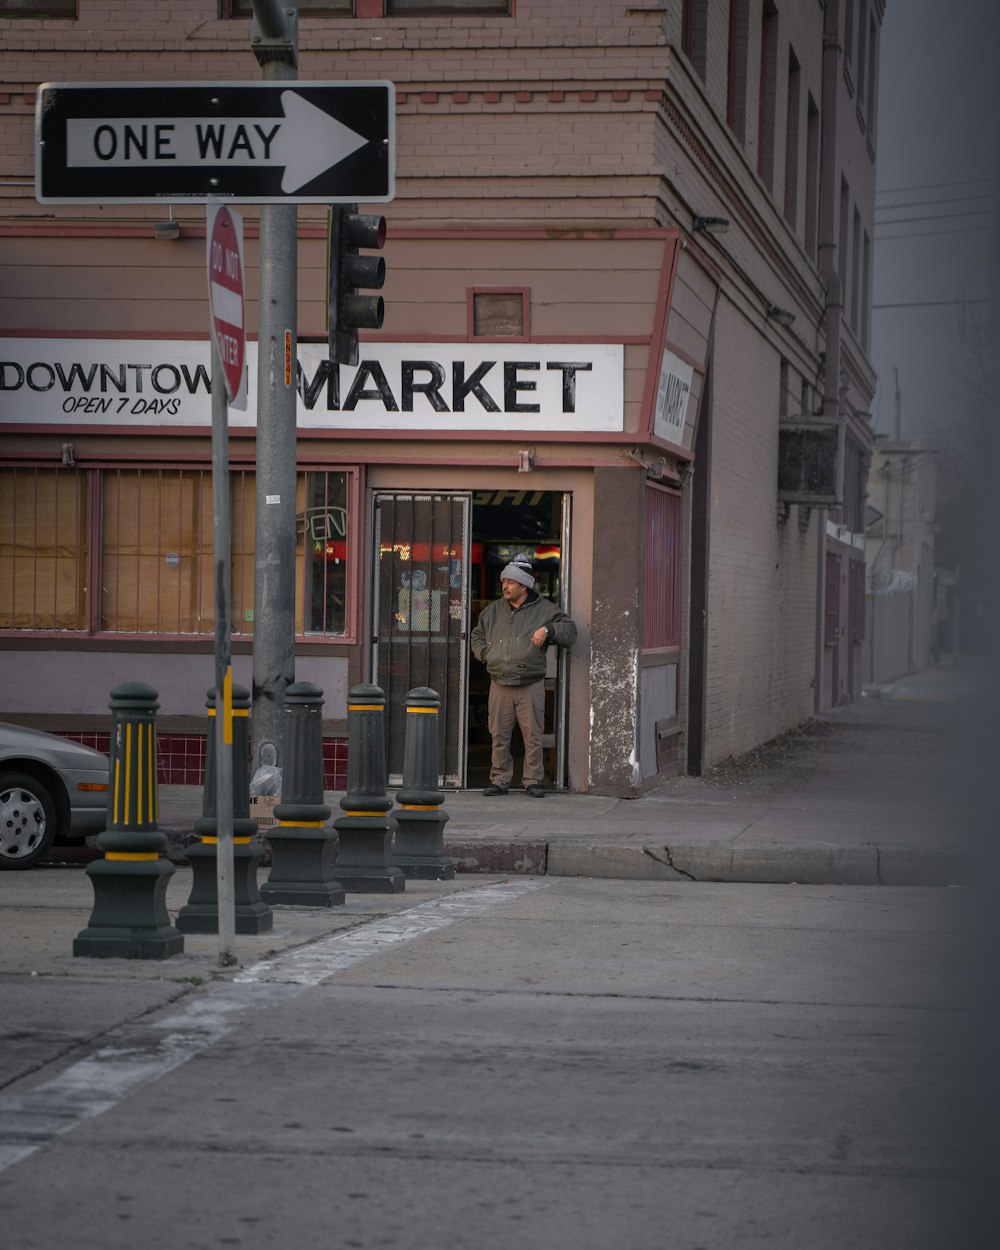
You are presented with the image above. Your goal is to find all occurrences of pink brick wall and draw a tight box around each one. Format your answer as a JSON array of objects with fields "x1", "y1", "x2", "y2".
[{"x1": 59, "y1": 730, "x2": 347, "y2": 789}]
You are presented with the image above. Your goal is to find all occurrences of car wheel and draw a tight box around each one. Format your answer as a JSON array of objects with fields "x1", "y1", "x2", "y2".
[{"x1": 0, "y1": 771, "x2": 57, "y2": 869}]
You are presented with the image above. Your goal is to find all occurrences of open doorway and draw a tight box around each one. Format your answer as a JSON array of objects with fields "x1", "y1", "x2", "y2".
[{"x1": 467, "y1": 489, "x2": 570, "y2": 791}]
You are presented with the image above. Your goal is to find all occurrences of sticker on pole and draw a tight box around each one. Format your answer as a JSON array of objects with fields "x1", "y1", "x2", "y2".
[{"x1": 207, "y1": 204, "x2": 247, "y2": 410}]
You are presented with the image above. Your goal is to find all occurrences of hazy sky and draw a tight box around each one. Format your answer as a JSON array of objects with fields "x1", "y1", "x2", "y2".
[{"x1": 871, "y1": 0, "x2": 999, "y2": 439}]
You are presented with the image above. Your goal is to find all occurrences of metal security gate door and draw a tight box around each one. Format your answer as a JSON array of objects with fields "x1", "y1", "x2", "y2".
[{"x1": 372, "y1": 493, "x2": 471, "y2": 787}]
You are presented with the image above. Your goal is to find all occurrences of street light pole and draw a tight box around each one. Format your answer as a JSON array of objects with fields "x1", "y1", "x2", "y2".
[{"x1": 249, "y1": 2, "x2": 299, "y2": 774}]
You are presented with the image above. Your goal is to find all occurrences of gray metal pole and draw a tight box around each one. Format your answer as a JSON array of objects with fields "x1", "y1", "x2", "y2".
[
  {"x1": 211, "y1": 343, "x2": 237, "y2": 966},
  {"x1": 251, "y1": 49, "x2": 299, "y2": 774}
]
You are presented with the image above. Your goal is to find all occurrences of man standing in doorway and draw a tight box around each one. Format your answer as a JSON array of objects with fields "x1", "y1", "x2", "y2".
[{"x1": 471, "y1": 554, "x2": 577, "y2": 797}]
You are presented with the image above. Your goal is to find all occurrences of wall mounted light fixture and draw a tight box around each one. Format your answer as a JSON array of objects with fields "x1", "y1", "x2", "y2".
[
  {"x1": 154, "y1": 208, "x2": 181, "y2": 241},
  {"x1": 767, "y1": 304, "x2": 796, "y2": 327},
  {"x1": 693, "y1": 215, "x2": 730, "y2": 235}
]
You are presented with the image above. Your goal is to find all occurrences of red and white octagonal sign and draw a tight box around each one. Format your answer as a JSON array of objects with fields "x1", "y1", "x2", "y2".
[{"x1": 207, "y1": 205, "x2": 247, "y2": 410}]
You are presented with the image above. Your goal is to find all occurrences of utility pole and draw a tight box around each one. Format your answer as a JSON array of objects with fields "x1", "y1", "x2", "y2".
[{"x1": 249, "y1": 1, "x2": 299, "y2": 773}]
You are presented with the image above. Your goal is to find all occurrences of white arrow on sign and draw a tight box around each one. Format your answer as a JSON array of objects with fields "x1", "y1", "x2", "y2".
[{"x1": 65, "y1": 91, "x2": 369, "y2": 194}]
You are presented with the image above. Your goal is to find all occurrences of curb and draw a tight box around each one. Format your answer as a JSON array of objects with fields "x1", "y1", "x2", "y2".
[
  {"x1": 48, "y1": 830, "x2": 971, "y2": 888},
  {"x1": 545, "y1": 842, "x2": 972, "y2": 886}
]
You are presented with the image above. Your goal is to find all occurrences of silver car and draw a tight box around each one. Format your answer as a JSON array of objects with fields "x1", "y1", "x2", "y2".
[{"x1": 0, "y1": 723, "x2": 110, "y2": 869}]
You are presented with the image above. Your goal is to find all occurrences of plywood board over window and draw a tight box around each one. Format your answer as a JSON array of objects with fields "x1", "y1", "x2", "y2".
[
  {"x1": 0, "y1": 468, "x2": 88, "y2": 631},
  {"x1": 1, "y1": 464, "x2": 356, "y2": 640},
  {"x1": 470, "y1": 288, "x2": 529, "y2": 341},
  {"x1": 101, "y1": 469, "x2": 214, "y2": 635}
]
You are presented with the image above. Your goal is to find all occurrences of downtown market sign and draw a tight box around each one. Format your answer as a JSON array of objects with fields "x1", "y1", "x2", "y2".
[{"x1": 0, "y1": 339, "x2": 624, "y2": 432}]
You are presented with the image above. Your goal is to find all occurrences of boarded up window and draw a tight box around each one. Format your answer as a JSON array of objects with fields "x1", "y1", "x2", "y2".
[
  {"x1": 0, "y1": 468, "x2": 88, "y2": 630},
  {"x1": 3, "y1": 466, "x2": 353, "y2": 638},
  {"x1": 472, "y1": 291, "x2": 526, "y2": 338},
  {"x1": 642, "y1": 483, "x2": 683, "y2": 650},
  {"x1": 100, "y1": 469, "x2": 215, "y2": 634}
]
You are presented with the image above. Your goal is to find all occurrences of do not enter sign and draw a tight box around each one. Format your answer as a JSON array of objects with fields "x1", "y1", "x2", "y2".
[{"x1": 207, "y1": 205, "x2": 247, "y2": 410}]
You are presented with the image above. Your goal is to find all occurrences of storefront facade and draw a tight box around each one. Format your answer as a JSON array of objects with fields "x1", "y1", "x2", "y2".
[
  {"x1": 1, "y1": 229, "x2": 705, "y2": 795},
  {"x1": 0, "y1": 0, "x2": 882, "y2": 794}
]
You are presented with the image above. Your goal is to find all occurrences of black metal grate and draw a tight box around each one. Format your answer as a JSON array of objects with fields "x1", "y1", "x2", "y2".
[{"x1": 373, "y1": 493, "x2": 470, "y2": 786}]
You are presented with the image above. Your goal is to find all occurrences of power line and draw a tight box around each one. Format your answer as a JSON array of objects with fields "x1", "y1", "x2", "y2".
[
  {"x1": 876, "y1": 176, "x2": 996, "y2": 196},
  {"x1": 873, "y1": 224, "x2": 995, "y2": 241},
  {"x1": 872, "y1": 298, "x2": 991, "y2": 310},
  {"x1": 876, "y1": 193, "x2": 997, "y2": 212},
  {"x1": 874, "y1": 208, "x2": 996, "y2": 227}
]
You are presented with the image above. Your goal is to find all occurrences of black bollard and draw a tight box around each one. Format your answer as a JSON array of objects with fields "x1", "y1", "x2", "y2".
[
  {"x1": 332, "y1": 684, "x2": 405, "y2": 893},
  {"x1": 392, "y1": 687, "x2": 454, "y2": 880},
  {"x1": 74, "y1": 682, "x2": 184, "y2": 960},
  {"x1": 260, "y1": 681, "x2": 345, "y2": 907},
  {"x1": 177, "y1": 684, "x2": 273, "y2": 935}
]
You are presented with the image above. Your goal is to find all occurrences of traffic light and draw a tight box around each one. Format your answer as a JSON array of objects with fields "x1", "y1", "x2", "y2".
[{"x1": 328, "y1": 204, "x2": 386, "y2": 366}]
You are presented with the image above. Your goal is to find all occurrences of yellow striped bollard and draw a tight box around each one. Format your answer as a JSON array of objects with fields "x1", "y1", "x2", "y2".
[
  {"x1": 332, "y1": 684, "x2": 404, "y2": 893},
  {"x1": 392, "y1": 687, "x2": 454, "y2": 880},
  {"x1": 260, "y1": 682, "x2": 345, "y2": 907},
  {"x1": 74, "y1": 682, "x2": 183, "y2": 959}
]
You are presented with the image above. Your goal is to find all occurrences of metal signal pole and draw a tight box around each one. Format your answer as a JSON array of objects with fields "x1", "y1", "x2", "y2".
[{"x1": 249, "y1": 2, "x2": 299, "y2": 774}]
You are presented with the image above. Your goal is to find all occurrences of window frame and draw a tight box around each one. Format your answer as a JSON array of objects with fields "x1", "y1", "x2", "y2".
[
  {"x1": 222, "y1": 0, "x2": 352, "y2": 16},
  {"x1": 384, "y1": 1, "x2": 511, "y2": 13},
  {"x1": 0, "y1": 0, "x2": 76, "y2": 15},
  {"x1": 642, "y1": 482, "x2": 683, "y2": 654},
  {"x1": 726, "y1": 0, "x2": 751, "y2": 144},
  {"x1": 757, "y1": 0, "x2": 779, "y2": 191},
  {"x1": 784, "y1": 45, "x2": 801, "y2": 230},
  {"x1": 0, "y1": 461, "x2": 362, "y2": 645}
]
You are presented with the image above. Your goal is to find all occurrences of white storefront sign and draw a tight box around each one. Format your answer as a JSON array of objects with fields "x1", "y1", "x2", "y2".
[
  {"x1": 653, "y1": 346, "x2": 694, "y2": 443},
  {"x1": 0, "y1": 339, "x2": 624, "y2": 432}
]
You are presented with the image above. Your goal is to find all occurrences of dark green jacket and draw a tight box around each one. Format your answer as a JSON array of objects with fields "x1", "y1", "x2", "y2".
[{"x1": 471, "y1": 589, "x2": 577, "y2": 686}]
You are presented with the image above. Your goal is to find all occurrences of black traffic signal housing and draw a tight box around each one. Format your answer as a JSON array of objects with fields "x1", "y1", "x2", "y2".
[{"x1": 329, "y1": 204, "x2": 386, "y2": 366}]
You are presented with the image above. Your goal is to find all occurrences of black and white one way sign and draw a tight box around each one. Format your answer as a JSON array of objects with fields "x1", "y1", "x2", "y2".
[{"x1": 36, "y1": 82, "x2": 395, "y2": 204}]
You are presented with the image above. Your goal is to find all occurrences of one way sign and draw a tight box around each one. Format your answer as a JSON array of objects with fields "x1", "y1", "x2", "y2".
[{"x1": 35, "y1": 81, "x2": 395, "y2": 204}]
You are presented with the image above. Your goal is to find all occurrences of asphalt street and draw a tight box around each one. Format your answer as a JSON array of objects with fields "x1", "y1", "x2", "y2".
[{"x1": 0, "y1": 873, "x2": 983, "y2": 1250}]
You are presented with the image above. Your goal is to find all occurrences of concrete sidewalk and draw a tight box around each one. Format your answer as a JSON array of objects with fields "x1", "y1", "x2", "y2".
[{"x1": 57, "y1": 661, "x2": 989, "y2": 886}]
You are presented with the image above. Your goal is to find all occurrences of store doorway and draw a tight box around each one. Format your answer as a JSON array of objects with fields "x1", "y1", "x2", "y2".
[
  {"x1": 372, "y1": 493, "x2": 472, "y2": 787},
  {"x1": 467, "y1": 489, "x2": 570, "y2": 791},
  {"x1": 371, "y1": 489, "x2": 570, "y2": 789}
]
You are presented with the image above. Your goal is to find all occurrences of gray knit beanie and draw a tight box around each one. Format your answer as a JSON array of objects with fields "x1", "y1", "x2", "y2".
[{"x1": 499, "y1": 554, "x2": 535, "y2": 589}]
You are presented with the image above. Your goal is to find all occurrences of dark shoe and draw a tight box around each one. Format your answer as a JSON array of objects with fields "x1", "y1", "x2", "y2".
[
  {"x1": 482, "y1": 784, "x2": 509, "y2": 796},
  {"x1": 524, "y1": 785, "x2": 546, "y2": 798}
]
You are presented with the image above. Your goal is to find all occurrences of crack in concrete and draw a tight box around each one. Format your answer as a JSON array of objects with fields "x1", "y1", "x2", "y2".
[{"x1": 646, "y1": 845, "x2": 697, "y2": 881}]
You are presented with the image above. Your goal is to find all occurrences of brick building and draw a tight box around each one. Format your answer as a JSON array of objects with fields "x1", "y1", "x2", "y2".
[{"x1": 0, "y1": 1, "x2": 882, "y2": 795}]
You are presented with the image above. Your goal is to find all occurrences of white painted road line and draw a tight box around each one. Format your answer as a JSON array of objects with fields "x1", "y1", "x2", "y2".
[
  {"x1": 0, "y1": 877, "x2": 552, "y2": 1173},
  {"x1": 234, "y1": 876, "x2": 554, "y2": 986}
]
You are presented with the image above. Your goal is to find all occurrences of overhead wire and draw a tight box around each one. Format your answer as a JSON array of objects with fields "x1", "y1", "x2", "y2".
[
  {"x1": 875, "y1": 176, "x2": 996, "y2": 196},
  {"x1": 874, "y1": 225, "x2": 994, "y2": 241}
]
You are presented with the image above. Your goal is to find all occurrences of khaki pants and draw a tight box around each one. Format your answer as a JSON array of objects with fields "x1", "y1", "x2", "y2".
[{"x1": 487, "y1": 679, "x2": 546, "y2": 789}]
